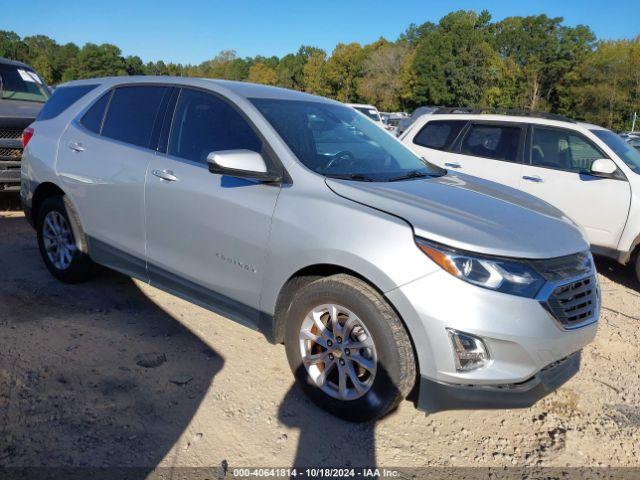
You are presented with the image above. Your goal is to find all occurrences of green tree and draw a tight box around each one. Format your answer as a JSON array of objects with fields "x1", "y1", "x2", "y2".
[
  {"x1": 302, "y1": 50, "x2": 329, "y2": 96},
  {"x1": 124, "y1": 55, "x2": 145, "y2": 75},
  {"x1": 408, "y1": 10, "x2": 496, "y2": 108},
  {"x1": 247, "y1": 62, "x2": 278, "y2": 85},
  {"x1": 357, "y1": 41, "x2": 409, "y2": 111},
  {"x1": 493, "y1": 15, "x2": 595, "y2": 110},
  {"x1": 325, "y1": 42, "x2": 365, "y2": 102},
  {"x1": 561, "y1": 38, "x2": 640, "y2": 130},
  {"x1": 73, "y1": 43, "x2": 127, "y2": 78}
]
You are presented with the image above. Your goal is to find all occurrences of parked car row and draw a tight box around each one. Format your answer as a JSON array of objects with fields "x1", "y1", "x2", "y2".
[{"x1": 19, "y1": 76, "x2": 600, "y2": 421}]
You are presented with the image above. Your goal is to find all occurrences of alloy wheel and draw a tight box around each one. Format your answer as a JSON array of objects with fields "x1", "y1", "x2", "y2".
[{"x1": 299, "y1": 303, "x2": 377, "y2": 400}]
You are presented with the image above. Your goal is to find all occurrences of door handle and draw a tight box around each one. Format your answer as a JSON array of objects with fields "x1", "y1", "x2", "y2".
[
  {"x1": 67, "y1": 142, "x2": 85, "y2": 152},
  {"x1": 152, "y1": 169, "x2": 178, "y2": 182},
  {"x1": 444, "y1": 162, "x2": 461, "y2": 169},
  {"x1": 522, "y1": 175, "x2": 543, "y2": 183}
]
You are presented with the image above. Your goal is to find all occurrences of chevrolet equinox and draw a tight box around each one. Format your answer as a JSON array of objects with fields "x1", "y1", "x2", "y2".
[{"x1": 21, "y1": 77, "x2": 599, "y2": 421}]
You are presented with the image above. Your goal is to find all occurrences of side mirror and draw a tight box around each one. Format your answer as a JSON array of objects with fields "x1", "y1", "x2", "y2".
[
  {"x1": 207, "y1": 149, "x2": 282, "y2": 183},
  {"x1": 590, "y1": 158, "x2": 618, "y2": 178}
]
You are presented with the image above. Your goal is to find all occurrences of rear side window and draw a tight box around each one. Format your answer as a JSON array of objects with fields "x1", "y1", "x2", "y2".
[
  {"x1": 460, "y1": 123, "x2": 522, "y2": 162},
  {"x1": 413, "y1": 120, "x2": 467, "y2": 151},
  {"x1": 80, "y1": 91, "x2": 112, "y2": 134},
  {"x1": 37, "y1": 85, "x2": 98, "y2": 121},
  {"x1": 101, "y1": 86, "x2": 169, "y2": 149},
  {"x1": 168, "y1": 88, "x2": 262, "y2": 164}
]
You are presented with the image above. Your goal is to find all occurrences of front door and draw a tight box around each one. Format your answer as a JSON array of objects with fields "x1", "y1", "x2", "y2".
[
  {"x1": 144, "y1": 88, "x2": 281, "y2": 326},
  {"x1": 519, "y1": 125, "x2": 631, "y2": 249}
]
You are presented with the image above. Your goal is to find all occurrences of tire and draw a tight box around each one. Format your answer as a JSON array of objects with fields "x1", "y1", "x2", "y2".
[
  {"x1": 635, "y1": 252, "x2": 640, "y2": 285},
  {"x1": 284, "y1": 274, "x2": 416, "y2": 422},
  {"x1": 36, "y1": 196, "x2": 94, "y2": 283}
]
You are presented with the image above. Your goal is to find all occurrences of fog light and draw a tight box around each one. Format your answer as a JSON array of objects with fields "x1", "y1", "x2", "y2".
[{"x1": 447, "y1": 329, "x2": 490, "y2": 371}]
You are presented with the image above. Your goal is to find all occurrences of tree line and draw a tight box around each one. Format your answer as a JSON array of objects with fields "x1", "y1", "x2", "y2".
[{"x1": 1, "y1": 10, "x2": 638, "y2": 130}]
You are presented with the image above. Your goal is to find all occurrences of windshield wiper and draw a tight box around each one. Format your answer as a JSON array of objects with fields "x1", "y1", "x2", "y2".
[
  {"x1": 325, "y1": 173, "x2": 375, "y2": 182},
  {"x1": 388, "y1": 170, "x2": 432, "y2": 182}
]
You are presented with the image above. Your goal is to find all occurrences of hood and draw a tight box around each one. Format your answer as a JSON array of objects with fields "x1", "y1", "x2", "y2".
[
  {"x1": 0, "y1": 98, "x2": 43, "y2": 121},
  {"x1": 326, "y1": 172, "x2": 588, "y2": 259}
]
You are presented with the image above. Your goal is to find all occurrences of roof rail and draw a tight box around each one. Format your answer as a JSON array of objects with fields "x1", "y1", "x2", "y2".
[{"x1": 432, "y1": 107, "x2": 576, "y2": 123}]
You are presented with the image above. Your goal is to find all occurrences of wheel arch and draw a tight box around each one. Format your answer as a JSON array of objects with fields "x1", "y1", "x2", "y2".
[
  {"x1": 31, "y1": 182, "x2": 89, "y2": 254},
  {"x1": 270, "y1": 262, "x2": 421, "y2": 394},
  {"x1": 31, "y1": 182, "x2": 66, "y2": 224}
]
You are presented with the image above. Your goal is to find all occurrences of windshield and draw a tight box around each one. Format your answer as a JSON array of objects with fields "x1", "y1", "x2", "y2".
[
  {"x1": 251, "y1": 98, "x2": 443, "y2": 182},
  {"x1": 353, "y1": 106, "x2": 381, "y2": 122},
  {"x1": 591, "y1": 129, "x2": 640, "y2": 174},
  {"x1": 0, "y1": 64, "x2": 50, "y2": 103}
]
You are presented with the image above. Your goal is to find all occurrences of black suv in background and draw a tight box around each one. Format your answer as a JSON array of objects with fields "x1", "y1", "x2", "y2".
[{"x1": 0, "y1": 57, "x2": 50, "y2": 193}]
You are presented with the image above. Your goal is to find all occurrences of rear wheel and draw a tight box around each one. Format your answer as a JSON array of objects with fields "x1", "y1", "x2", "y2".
[
  {"x1": 284, "y1": 274, "x2": 416, "y2": 421},
  {"x1": 36, "y1": 196, "x2": 94, "y2": 283}
]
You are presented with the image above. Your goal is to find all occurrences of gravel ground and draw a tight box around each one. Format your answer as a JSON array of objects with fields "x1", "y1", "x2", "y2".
[{"x1": 1, "y1": 199, "x2": 639, "y2": 470}]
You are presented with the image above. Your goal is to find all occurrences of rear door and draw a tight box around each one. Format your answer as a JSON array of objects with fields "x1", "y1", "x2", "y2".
[
  {"x1": 144, "y1": 87, "x2": 281, "y2": 324},
  {"x1": 519, "y1": 125, "x2": 631, "y2": 249},
  {"x1": 57, "y1": 85, "x2": 171, "y2": 274},
  {"x1": 407, "y1": 119, "x2": 468, "y2": 170},
  {"x1": 449, "y1": 121, "x2": 525, "y2": 188}
]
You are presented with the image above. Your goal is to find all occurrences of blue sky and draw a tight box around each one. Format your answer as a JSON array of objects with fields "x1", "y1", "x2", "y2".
[{"x1": 4, "y1": 0, "x2": 638, "y2": 64}]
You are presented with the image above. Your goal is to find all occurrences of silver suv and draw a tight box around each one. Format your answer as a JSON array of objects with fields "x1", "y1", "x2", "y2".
[{"x1": 21, "y1": 77, "x2": 599, "y2": 421}]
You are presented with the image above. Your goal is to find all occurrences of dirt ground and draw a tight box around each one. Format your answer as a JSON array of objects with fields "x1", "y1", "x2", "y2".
[{"x1": 1, "y1": 197, "x2": 639, "y2": 471}]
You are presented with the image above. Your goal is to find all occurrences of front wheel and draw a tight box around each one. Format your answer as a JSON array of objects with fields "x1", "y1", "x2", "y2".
[{"x1": 284, "y1": 274, "x2": 416, "y2": 421}]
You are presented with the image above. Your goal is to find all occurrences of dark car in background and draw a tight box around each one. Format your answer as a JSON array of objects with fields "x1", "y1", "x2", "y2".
[{"x1": 0, "y1": 57, "x2": 50, "y2": 193}]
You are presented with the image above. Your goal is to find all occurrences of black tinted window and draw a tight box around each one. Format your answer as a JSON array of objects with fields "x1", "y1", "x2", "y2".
[
  {"x1": 102, "y1": 86, "x2": 169, "y2": 148},
  {"x1": 169, "y1": 89, "x2": 261, "y2": 164},
  {"x1": 461, "y1": 124, "x2": 521, "y2": 162},
  {"x1": 37, "y1": 85, "x2": 97, "y2": 121},
  {"x1": 413, "y1": 120, "x2": 467, "y2": 151},
  {"x1": 80, "y1": 91, "x2": 111, "y2": 134},
  {"x1": 532, "y1": 127, "x2": 603, "y2": 173}
]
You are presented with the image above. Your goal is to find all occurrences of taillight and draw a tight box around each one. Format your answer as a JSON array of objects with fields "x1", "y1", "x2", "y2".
[{"x1": 22, "y1": 127, "x2": 34, "y2": 149}]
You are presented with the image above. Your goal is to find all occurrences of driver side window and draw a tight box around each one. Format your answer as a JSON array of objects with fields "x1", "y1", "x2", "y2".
[
  {"x1": 530, "y1": 127, "x2": 603, "y2": 173},
  {"x1": 168, "y1": 89, "x2": 262, "y2": 164}
]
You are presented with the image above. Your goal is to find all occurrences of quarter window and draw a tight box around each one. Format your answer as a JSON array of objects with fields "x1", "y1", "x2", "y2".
[
  {"x1": 101, "y1": 86, "x2": 169, "y2": 148},
  {"x1": 413, "y1": 120, "x2": 467, "y2": 151},
  {"x1": 37, "y1": 84, "x2": 97, "y2": 121},
  {"x1": 168, "y1": 89, "x2": 262, "y2": 164},
  {"x1": 80, "y1": 91, "x2": 111, "y2": 134},
  {"x1": 531, "y1": 127, "x2": 603, "y2": 173},
  {"x1": 460, "y1": 124, "x2": 522, "y2": 162}
]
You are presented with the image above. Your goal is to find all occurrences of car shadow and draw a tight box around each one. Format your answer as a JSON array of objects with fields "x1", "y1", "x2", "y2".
[
  {"x1": 0, "y1": 195, "x2": 22, "y2": 212},
  {"x1": 277, "y1": 366, "x2": 403, "y2": 468},
  {"x1": 0, "y1": 212, "x2": 224, "y2": 476}
]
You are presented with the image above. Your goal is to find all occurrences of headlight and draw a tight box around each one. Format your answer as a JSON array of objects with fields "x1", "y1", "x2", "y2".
[{"x1": 416, "y1": 238, "x2": 546, "y2": 298}]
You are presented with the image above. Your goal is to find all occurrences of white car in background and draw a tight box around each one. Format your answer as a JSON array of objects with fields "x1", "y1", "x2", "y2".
[
  {"x1": 401, "y1": 111, "x2": 640, "y2": 283},
  {"x1": 347, "y1": 103, "x2": 383, "y2": 125}
]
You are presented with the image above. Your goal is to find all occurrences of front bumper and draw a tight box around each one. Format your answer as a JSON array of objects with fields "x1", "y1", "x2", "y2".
[
  {"x1": 417, "y1": 351, "x2": 580, "y2": 412},
  {"x1": 386, "y1": 268, "x2": 598, "y2": 412}
]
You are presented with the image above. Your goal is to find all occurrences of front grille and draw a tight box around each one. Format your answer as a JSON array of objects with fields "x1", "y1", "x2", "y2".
[
  {"x1": 544, "y1": 276, "x2": 597, "y2": 328},
  {"x1": 0, "y1": 147, "x2": 22, "y2": 159},
  {"x1": 0, "y1": 128, "x2": 23, "y2": 140}
]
